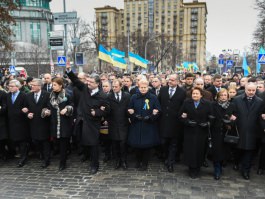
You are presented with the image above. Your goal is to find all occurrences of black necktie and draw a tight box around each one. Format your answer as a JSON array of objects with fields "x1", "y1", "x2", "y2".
[{"x1": 116, "y1": 93, "x2": 120, "y2": 101}]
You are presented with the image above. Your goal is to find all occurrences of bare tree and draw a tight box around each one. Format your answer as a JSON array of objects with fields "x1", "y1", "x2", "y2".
[
  {"x1": 252, "y1": 0, "x2": 265, "y2": 50},
  {"x1": 0, "y1": 0, "x2": 21, "y2": 50}
]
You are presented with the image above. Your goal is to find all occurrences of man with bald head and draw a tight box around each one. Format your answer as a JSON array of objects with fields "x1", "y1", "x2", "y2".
[
  {"x1": 233, "y1": 82, "x2": 264, "y2": 180},
  {"x1": 42, "y1": 73, "x2": 52, "y2": 92},
  {"x1": 158, "y1": 74, "x2": 186, "y2": 172}
]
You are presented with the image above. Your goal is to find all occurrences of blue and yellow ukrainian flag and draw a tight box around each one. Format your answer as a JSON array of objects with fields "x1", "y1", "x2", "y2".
[
  {"x1": 112, "y1": 55, "x2": 127, "y2": 69},
  {"x1": 129, "y1": 52, "x2": 148, "y2": 68},
  {"x1": 242, "y1": 54, "x2": 250, "y2": 76},
  {"x1": 110, "y1": 48, "x2": 125, "y2": 58},
  {"x1": 98, "y1": 44, "x2": 112, "y2": 64}
]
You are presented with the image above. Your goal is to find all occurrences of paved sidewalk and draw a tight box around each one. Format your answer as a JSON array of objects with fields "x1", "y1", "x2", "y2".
[{"x1": 0, "y1": 153, "x2": 264, "y2": 199}]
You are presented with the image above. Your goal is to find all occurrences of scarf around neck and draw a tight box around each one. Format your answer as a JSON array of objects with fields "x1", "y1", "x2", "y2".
[{"x1": 218, "y1": 100, "x2": 230, "y2": 109}]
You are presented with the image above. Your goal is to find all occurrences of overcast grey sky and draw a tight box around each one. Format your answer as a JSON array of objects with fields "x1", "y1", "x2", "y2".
[{"x1": 50, "y1": 0, "x2": 258, "y2": 56}]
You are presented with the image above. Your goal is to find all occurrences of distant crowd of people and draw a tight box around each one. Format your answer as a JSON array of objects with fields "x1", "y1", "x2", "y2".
[{"x1": 0, "y1": 67, "x2": 265, "y2": 180}]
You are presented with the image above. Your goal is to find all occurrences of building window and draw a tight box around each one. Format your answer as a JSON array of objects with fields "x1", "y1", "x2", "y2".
[
  {"x1": 30, "y1": 22, "x2": 41, "y2": 45},
  {"x1": 12, "y1": 22, "x2": 22, "y2": 41}
]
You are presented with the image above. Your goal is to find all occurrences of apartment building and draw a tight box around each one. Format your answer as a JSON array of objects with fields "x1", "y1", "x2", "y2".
[{"x1": 95, "y1": 0, "x2": 207, "y2": 68}]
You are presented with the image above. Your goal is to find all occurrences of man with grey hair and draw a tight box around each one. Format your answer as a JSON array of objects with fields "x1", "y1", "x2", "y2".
[
  {"x1": 22, "y1": 78, "x2": 51, "y2": 168},
  {"x1": 158, "y1": 74, "x2": 186, "y2": 172},
  {"x1": 233, "y1": 82, "x2": 264, "y2": 180},
  {"x1": 7, "y1": 79, "x2": 30, "y2": 167},
  {"x1": 187, "y1": 78, "x2": 213, "y2": 101}
]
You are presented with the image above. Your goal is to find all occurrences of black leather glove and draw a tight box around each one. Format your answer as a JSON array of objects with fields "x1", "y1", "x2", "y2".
[
  {"x1": 135, "y1": 115, "x2": 143, "y2": 121},
  {"x1": 143, "y1": 115, "x2": 151, "y2": 122},
  {"x1": 199, "y1": 122, "x2": 208, "y2": 128},
  {"x1": 187, "y1": 120, "x2": 197, "y2": 127}
]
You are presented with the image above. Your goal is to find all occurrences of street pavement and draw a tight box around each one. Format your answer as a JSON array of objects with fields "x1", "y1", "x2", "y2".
[{"x1": 0, "y1": 151, "x2": 265, "y2": 199}]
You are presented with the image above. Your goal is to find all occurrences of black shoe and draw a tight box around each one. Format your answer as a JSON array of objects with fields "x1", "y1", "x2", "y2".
[
  {"x1": 59, "y1": 163, "x2": 66, "y2": 171},
  {"x1": 214, "y1": 174, "x2": 221, "y2": 180},
  {"x1": 17, "y1": 161, "x2": 25, "y2": 168},
  {"x1": 90, "y1": 167, "x2": 98, "y2": 175},
  {"x1": 122, "y1": 162, "x2": 128, "y2": 170},
  {"x1": 203, "y1": 160, "x2": 209, "y2": 168},
  {"x1": 242, "y1": 172, "x2": 249, "y2": 180},
  {"x1": 135, "y1": 162, "x2": 141, "y2": 169},
  {"x1": 41, "y1": 162, "x2": 50, "y2": 169},
  {"x1": 138, "y1": 165, "x2": 147, "y2": 171},
  {"x1": 257, "y1": 169, "x2": 264, "y2": 175},
  {"x1": 103, "y1": 156, "x2": 111, "y2": 163},
  {"x1": 233, "y1": 164, "x2": 239, "y2": 171},
  {"x1": 80, "y1": 155, "x2": 88, "y2": 163},
  {"x1": 114, "y1": 161, "x2": 121, "y2": 170},
  {"x1": 189, "y1": 172, "x2": 198, "y2": 179},
  {"x1": 167, "y1": 165, "x2": 174, "y2": 173}
]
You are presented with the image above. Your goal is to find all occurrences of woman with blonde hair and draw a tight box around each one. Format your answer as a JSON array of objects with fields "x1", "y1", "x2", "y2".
[{"x1": 211, "y1": 88, "x2": 236, "y2": 180}]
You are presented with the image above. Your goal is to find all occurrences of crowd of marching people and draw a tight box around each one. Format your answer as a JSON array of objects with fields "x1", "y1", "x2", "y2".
[{"x1": 1, "y1": 65, "x2": 265, "y2": 181}]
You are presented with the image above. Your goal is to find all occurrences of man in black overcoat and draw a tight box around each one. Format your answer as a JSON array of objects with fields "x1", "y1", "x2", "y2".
[
  {"x1": 233, "y1": 82, "x2": 264, "y2": 180},
  {"x1": 6, "y1": 80, "x2": 30, "y2": 167},
  {"x1": 22, "y1": 78, "x2": 51, "y2": 168},
  {"x1": 158, "y1": 74, "x2": 186, "y2": 172},
  {"x1": 66, "y1": 66, "x2": 109, "y2": 175},
  {"x1": 107, "y1": 79, "x2": 130, "y2": 170},
  {"x1": 0, "y1": 90, "x2": 8, "y2": 159}
]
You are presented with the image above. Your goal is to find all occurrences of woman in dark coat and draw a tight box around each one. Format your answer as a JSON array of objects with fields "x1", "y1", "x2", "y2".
[
  {"x1": 0, "y1": 90, "x2": 8, "y2": 159},
  {"x1": 128, "y1": 79, "x2": 161, "y2": 171},
  {"x1": 48, "y1": 77, "x2": 73, "y2": 171},
  {"x1": 179, "y1": 87, "x2": 212, "y2": 178},
  {"x1": 211, "y1": 88, "x2": 236, "y2": 180}
]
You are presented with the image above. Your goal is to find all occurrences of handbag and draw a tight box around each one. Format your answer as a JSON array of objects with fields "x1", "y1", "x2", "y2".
[{"x1": 224, "y1": 124, "x2": 239, "y2": 144}]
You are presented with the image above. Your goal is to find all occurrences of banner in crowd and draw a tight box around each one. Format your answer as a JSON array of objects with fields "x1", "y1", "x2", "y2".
[{"x1": 181, "y1": 62, "x2": 199, "y2": 72}]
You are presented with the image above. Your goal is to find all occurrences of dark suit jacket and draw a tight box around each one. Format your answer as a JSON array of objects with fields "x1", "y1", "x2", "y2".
[
  {"x1": 233, "y1": 94, "x2": 264, "y2": 150},
  {"x1": 107, "y1": 91, "x2": 130, "y2": 141},
  {"x1": 6, "y1": 91, "x2": 29, "y2": 142},
  {"x1": 158, "y1": 86, "x2": 186, "y2": 138},
  {"x1": 25, "y1": 91, "x2": 51, "y2": 140}
]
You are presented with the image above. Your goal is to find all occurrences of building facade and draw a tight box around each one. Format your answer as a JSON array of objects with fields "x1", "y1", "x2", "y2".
[
  {"x1": 11, "y1": 0, "x2": 53, "y2": 47},
  {"x1": 95, "y1": 0, "x2": 207, "y2": 69}
]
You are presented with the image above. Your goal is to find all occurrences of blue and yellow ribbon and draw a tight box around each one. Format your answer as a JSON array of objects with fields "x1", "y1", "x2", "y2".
[{"x1": 143, "y1": 99, "x2": 150, "y2": 110}]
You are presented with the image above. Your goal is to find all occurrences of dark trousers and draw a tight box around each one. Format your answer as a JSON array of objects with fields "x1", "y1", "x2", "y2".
[
  {"x1": 32, "y1": 139, "x2": 50, "y2": 163},
  {"x1": 83, "y1": 145, "x2": 99, "y2": 169},
  {"x1": 10, "y1": 141, "x2": 30, "y2": 163},
  {"x1": 58, "y1": 138, "x2": 69, "y2": 165},
  {"x1": 235, "y1": 149, "x2": 254, "y2": 173},
  {"x1": 258, "y1": 143, "x2": 265, "y2": 169},
  {"x1": 135, "y1": 148, "x2": 150, "y2": 166},
  {"x1": 0, "y1": 140, "x2": 8, "y2": 159},
  {"x1": 162, "y1": 138, "x2": 177, "y2": 165},
  {"x1": 102, "y1": 138, "x2": 112, "y2": 159},
  {"x1": 112, "y1": 140, "x2": 127, "y2": 162}
]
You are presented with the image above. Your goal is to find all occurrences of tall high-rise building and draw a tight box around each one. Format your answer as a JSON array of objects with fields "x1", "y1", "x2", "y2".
[{"x1": 95, "y1": 0, "x2": 207, "y2": 68}]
